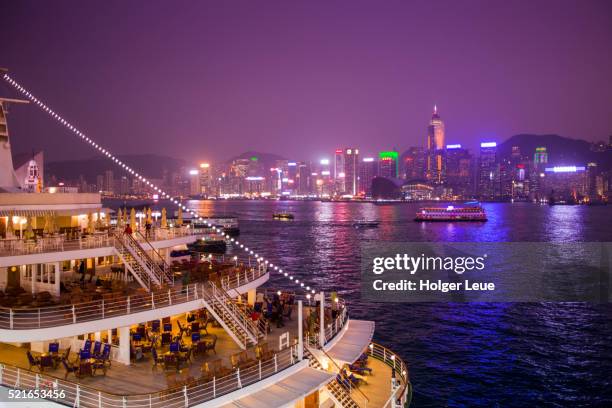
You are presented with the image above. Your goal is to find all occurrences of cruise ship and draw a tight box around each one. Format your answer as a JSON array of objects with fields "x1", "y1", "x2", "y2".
[
  {"x1": 414, "y1": 205, "x2": 487, "y2": 222},
  {"x1": 0, "y1": 85, "x2": 411, "y2": 407}
]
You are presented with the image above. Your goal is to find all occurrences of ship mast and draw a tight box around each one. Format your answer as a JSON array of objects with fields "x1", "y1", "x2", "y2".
[{"x1": 0, "y1": 67, "x2": 30, "y2": 191}]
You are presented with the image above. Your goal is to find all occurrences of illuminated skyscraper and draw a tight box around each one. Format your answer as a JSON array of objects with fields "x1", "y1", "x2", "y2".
[
  {"x1": 478, "y1": 142, "x2": 498, "y2": 199},
  {"x1": 343, "y1": 148, "x2": 359, "y2": 196},
  {"x1": 426, "y1": 105, "x2": 445, "y2": 184},
  {"x1": 333, "y1": 149, "x2": 344, "y2": 194},
  {"x1": 358, "y1": 157, "x2": 376, "y2": 196},
  {"x1": 533, "y1": 147, "x2": 548, "y2": 167},
  {"x1": 400, "y1": 147, "x2": 426, "y2": 180},
  {"x1": 378, "y1": 151, "x2": 399, "y2": 178},
  {"x1": 445, "y1": 144, "x2": 472, "y2": 198},
  {"x1": 199, "y1": 163, "x2": 212, "y2": 197}
]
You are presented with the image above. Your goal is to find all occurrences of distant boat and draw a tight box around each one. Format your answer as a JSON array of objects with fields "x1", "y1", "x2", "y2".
[
  {"x1": 187, "y1": 239, "x2": 227, "y2": 254},
  {"x1": 273, "y1": 213, "x2": 294, "y2": 220},
  {"x1": 353, "y1": 220, "x2": 380, "y2": 228},
  {"x1": 414, "y1": 205, "x2": 487, "y2": 222}
]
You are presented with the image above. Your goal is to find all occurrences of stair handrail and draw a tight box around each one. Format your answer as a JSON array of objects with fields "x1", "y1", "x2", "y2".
[
  {"x1": 112, "y1": 231, "x2": 152, "y2": 289},
  {"x1": 119, "y1": 231, "x2": 165, "y2": 286},
  {"x1": 206, "y1": 282, "x2": 260, "y2": 342},
  {"x1": 200, "y1": 283, "x2": 249, "y2": 347},
  {"x1": 320, "y1": 347, "x2": 370, "y2": 407},
  {"x1": 134, "y1": 230, "x2": 174, "y2": 285}
]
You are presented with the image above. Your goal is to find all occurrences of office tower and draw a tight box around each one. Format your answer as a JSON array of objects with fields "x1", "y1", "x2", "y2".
[
  {"x1": 297, "y1": 162, "x2": 310, "y2": 195},
  {"x1": 542, "y1": 166, "x2": 588, "y2": 202},
  {"x1": 334, "y1": 149, "x2": 345, "y2": 194},
  {"x1": 358, "y1": 157, "x2": 377, "y2": 197},
  {"x1": 104, "y1": 170, "x2": 114, "y2": 194},
  {"x1": 401, "y1": 147, "x2": 427, "y2": 180},
  {"x1": 378, "y1": 151, "x2": 399, "y2": 178},
  {"x1": 445, "y1": 144, "x2": 472, "y2": 198},
  {"x1": 343, "y1": 148, "x2": 359, "y2": 196},
  {"x1": 533, "y1": 147, "x2": 548, "y2": 167},
  {"x1": 96, "y1": 174, "x2": 104, "y2": 192},
  {"x1": 426, "y1": 105, "x2": 446, "y2": 184},
  {"x1": 199, "y1": 163, "x2": 212, "y2": 197},
  {"x1": 119, "y1": 176, "x2": 129, "y2": 195},
  {"x1": 287, "y1": 162, "x2": 298, "y2": 194},
  {"x1": 478, "y1": 142, "x2": 498, "y2": 199},
  {"x1": 318, "y1": 159, "x2": 333, "y2": 197}
]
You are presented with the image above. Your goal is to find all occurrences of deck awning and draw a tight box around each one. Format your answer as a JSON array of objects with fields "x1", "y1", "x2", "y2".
[
  {"x1": 0, "y1": 207, "x2": 112, "y2": 217},
  {"x1": 324, "y1": 319, "x2": 375, "y2": 364},
  {"x1": 218, "y1": 367, "x2": 334, "y2": 408}
]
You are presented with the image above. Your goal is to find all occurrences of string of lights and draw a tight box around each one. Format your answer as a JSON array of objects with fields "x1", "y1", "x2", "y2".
[{"x1": 2, "y1": 73, "x2": 317, "y2": 297}]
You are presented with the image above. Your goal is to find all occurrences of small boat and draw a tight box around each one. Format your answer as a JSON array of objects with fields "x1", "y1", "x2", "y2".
[
  {"x1": 187, "y1": 239, "x2": 227, "y2": 254},
  {"x1": 273, "y1": 213, "x2": 294, "y2": 220},
  {"x1": 353, "y1": 220, "x2": 380, "y2": 228},
  {"x1": 415, "y1": 205, "x2": 487, "y2": 222}
]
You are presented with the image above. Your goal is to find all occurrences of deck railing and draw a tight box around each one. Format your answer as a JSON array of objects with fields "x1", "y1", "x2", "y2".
[
  {"x1": 0, "y1": 227, "x2": 212, "y2": 257},
  {"x1": 324, "y1": 299, "x2": 348, "y2": 344},
  {"x1": 0, "y1": 267, "x2": 268, "y2": 330},
  {"x1": 368, "y1": 342, "x2": 411, "y2": 408},
  {"x1": 304, "y1": 297, "x2": 348, "y2": 348},
  {"x1": 0, "y1": 344, "x2": 299, "y2": 408}
]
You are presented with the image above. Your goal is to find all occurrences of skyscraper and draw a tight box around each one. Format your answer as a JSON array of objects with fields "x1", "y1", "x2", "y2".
[
  {"x1": 378, "y1": 151, "x2": 399, "y2": 178},
  {"x1": 333, "y1": 149, "x2": 344, "y2": 194},
  {"x1": 199, "y1": 163, "x2": 212, "y2": 197},
  {"x1": 426, "y1": 105, "x2": 445, "y2": 184},
  {"x1": 104, "y1": 170, "x2": 114, "y2": 194},
  {"x1": 478, "y1": 142, "x2": 498, "y2": 199},
  {"x1": 343, "y1": 148, "x2": 359, "y2": 196},
  {"x1": 358, "y1": 157, "x2": 377, "y2": 196},
  {"x1": 445, "y1": 144, "x2": 472, "y2": 198},
  {"x1": 401, "y1": 147, "x2": 427, "y2": 180}
]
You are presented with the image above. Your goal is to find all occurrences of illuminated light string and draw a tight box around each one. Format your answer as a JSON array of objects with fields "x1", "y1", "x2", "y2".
[{"x1": 2, "y1": 73, "x2": 317, "y2": 296}]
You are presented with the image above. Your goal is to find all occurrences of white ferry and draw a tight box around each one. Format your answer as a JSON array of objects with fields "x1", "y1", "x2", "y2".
[
  {"x1": 415, "y1": 205, "x2": 487, "y2": 222},
  {"x1": 0, "y1": 93, "x2": 411, "y2": 407}
]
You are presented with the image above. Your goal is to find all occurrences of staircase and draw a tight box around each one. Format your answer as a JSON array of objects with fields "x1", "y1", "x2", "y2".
[
  {"x1": 134, "y1": 231, "x2": 174, "y2": 285},
  {"x1": 112, "y1": 235, "x2": 154, "y2": 290},
  {"x1": 200, "y1": 282, "x2": 264, "y2": 349},
  {"x1": 305, "y1": 348, "x2": 362, "y2": 408},
  {"x1": 113, "y1": 231, "x2": 169, "y2": 290}
]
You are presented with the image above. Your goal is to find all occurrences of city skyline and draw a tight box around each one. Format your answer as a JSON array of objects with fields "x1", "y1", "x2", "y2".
[{"x1": 3, "y1": 0, "x2": 612, "y2": 163}]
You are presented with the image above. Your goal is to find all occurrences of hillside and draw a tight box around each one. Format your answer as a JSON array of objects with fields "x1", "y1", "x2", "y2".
[{"x1": 45, "y1": 154, "x2": 185, "y2": 183}]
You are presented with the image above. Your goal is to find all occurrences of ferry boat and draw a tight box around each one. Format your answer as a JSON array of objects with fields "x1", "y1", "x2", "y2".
[
  {"x1": 0, "y1": 85, "x2": 411, "y2": 408},
  {"x1": 353, "y1": 220, "x2": 380, "y2": 229},
  {"x1": 184, "y1": 213, "x2": 241, "y2": 236},
  {"x1": 272, "y1": 212, "x2": 294, "y2": 220},
  {"x1": 415, "y1": 205, "x2": 487, "y2": 222}
]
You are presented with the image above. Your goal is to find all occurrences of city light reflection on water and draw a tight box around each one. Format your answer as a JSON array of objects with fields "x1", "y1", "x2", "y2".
[{"x1": 130, "y1": 199, "x2": 612, "y2": 407}]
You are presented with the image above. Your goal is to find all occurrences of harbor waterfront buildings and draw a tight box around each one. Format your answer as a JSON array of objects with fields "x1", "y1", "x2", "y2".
[
  {"x1": 0, "y1": 90, "x2": 411, "y2": 408},
  {"x1": 36, "y1": 102, "x2": 612, "y2": 201}
]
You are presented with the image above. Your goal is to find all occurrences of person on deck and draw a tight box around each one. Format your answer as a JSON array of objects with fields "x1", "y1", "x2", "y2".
[{"x1": 145, "y1": 220, "x2": 152, "y2": 239}]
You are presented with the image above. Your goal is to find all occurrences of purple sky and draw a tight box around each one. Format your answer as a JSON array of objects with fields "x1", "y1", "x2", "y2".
[{"x1": 3, "y1": 0, "x2": 612, "y2": 163}]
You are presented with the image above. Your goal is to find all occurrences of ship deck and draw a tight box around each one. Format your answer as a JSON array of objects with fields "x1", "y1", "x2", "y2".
[{"x1": 0, "y1": 312, "x2": 305, "y2": 396}]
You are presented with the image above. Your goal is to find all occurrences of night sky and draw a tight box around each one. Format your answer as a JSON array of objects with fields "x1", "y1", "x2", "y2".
[{"x1": 3, "y1": 0, "x2": 612, "y2": 163}]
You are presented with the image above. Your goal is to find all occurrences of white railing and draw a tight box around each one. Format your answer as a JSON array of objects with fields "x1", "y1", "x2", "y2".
[
  {"x1": 368, "y1": 342, "x2": 411, "y2": 408},
  {"x1": 0, "y1": 233, "x2": 114, "y2": 256},
  {"x1": 203, "y1": 283, "x2": 262, "y2": 345},
  {"x1": 304, "y1": 297, "x2": 349, "y2": 348},
  {"x1": 0, "y1": 266, "x2": 268, "y2": 330},
  {"x1": 324, "y1": 300, "x2": 348, "y2": 344},
  {"x1": 0, "y1": 344, "x2": 299, "y2": 408},
  {"x1": 0, "y1": 227, "x2": 212, "y2": 257}
]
